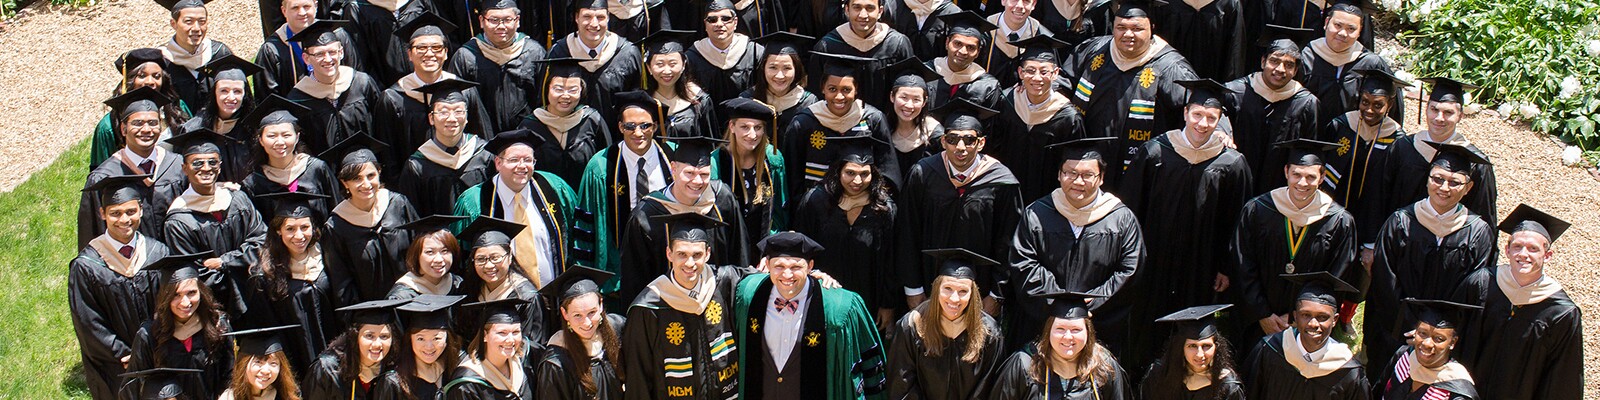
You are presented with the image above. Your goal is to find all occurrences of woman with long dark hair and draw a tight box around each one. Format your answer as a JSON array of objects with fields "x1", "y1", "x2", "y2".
[
  {"x1": 387, "y1": 218, "x2": 470, "y2": 300},
  {"x1": 883, "y1": 60, "x2": 944, "y2": 179},
  {"x1": 304, "y1": 299, "x2": 405, "y2": 399},
  {"x1": 887, "y1": 250, "x2": 1005, "y2": 400},
  {"x1": 791, "y1": 135, "x2": 897, "y2": 319},
  {"x1": 239, "y1": 191, "x2": 340, "y2": 373},
  {"x1": 640, "y1": 30, "x2": 719, "y2": 139},
  {"x1": 180, "y1": 55, "x2": 263, "y2": 183},
  {"x1": 740, "y1": 32, "x2": 818, "y2": 132},
  {"x1": 989, "y1": 291, "x2": 1131, "y2": 400},
  {"x1": 441, "y1": 298, "x2": 538, "y2": 399},
  {"x1": 709, "y1": 98, "x2": 787, "y2": 249},
  {"x1": 1140, "y1": 305, "x2": 1244, "y2": 400},
  {"x1": 238, "y1": 95, "x2": 343, "y2": 223},
  {"x1": 91, "y1": 48, "x2": 193, "y2": 168},
  {"x1": 129, "y1": 252, "x2": 235, "y2": 400},
  {"x1": 457, "y1": 217, "x2": 549, "y2": 343},
  {"x1": 374, "y1": 295, "x2": 467, "y2": 400},
  {"x1": 321, "y1": 134, "x2": 419, "y2": 304},
  {"x1": 535, "y1": 267, "x2": 626, "y2": 400},
  {"x1": 218, "y1": 325, "x2": 303, "y2": 400}
]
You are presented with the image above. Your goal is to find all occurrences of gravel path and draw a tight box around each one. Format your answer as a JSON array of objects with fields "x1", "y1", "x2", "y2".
[{"x1": 4, "y1": 1, "x2": 1598, "y2": 396}]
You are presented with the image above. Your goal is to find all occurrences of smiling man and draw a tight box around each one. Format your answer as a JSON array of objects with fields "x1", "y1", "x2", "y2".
[
  {"x1": 285, "y1": 20, "x2": 386, "y2": 156},
  {"x1": 1382, "y1": 77, "x2": 1497, "y2": 226},
  {"x1": 451, "y1": 128, "x2": 579, "y2": 288},
  {"x1": 375, "y1": 14, "x2": 494, "y2": 182},
  {"x1": 810, "y1": 0, "x2": 915, "y2": 108},
  {"x1": 986, "y1": 35, "x2": 1084, "y2": 201},
  {"x1": 924, "y1": 11, "x2": 1003, "y2": 112},
  {"x1": 1299, "y1": 3, "x2": 1395, "y2": 125},
  {"x1": 253, "y1": 0, "x2": 365, "y2": 96},
  {"x1": 446, "y1": 0, "x2": 550, "y2": 135},
  {"x1": 546, "y1": 0, "x2": 644, "y2": 124},
  {"x1": 70, "y1": 174, "x2": 174, "y2": 400},
  {"x1": 394, "y1": 79, "x2": 498, "y2": 217},
  {"x1": 1224, "y1": 25, "x2": 1322, "y2": 194},
  {"x1": 576, "y1": 91, "x2": 674, "y2": 287},
  {"x1": 157, "y1": 0, "x2": 236, "y2": 110},
  {"x1": 161, "y1": 128, "x2": 269, "y2": 320},
  {"x1": 618, "y1": 134, "x2": 751, "y2": 303},
  {"x1": 1242, "y1": 271, "x2": 1369, "y2": 399},
  {"x1": 81, "y1": 88, "x2": 191, "y2": 248},
  {"x1": 685, "y1": 0, "x2": 764, "y2": 103}
]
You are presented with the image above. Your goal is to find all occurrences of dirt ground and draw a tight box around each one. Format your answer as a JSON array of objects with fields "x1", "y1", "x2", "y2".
[{"x1": 2, "y1": 0, "x2": 1596, "y2": 396}]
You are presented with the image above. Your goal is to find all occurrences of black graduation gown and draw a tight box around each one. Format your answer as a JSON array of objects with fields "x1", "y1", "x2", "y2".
[
  {"x1": 609, "y1": 4, "x2": 673, "y2": 43},
  {"x1": 128, "y1": 319, "x2": 235, "y2": 400},
  {"x1": 685, "y1": 41, "x2": 765, "y2": 104},
  {"x1": 988, "y1": 349, "x2": 1133, "y2": 400},
  {"x1": 738, "y1": 89, "x2": 821, "y2": 134},
  {"x1": 446, "y1": 37, "x2": 549, "y2": 136},
  {"x1": 286, "y1": 71, "x2": 385, "y2": 156},
  {"x1": 886, "y1": 1, "x2": 960, "y2": 59},
  {"x1": 986, "y1": 90, "x2": 1087, "y2": 200},
  {"x1": 616, "y1": 183, "x2": 750, "y2": 303},
  {"x1": 733, "y1": 0, "x2": 788, "y2": 38},
  {"x1": 304, "y1": 352, "x2": 382, "y2": 400},
  {"x1": 659, "y1": 92, "x2": 722, "y2": 140},
  {"x1": 519, "y1": 107, "x2": 613, "y2": 187},
  {"x1": 620, "y1": 265, "x2": 747, "y2": 400},
  {"x1": 69, "y1": 241, "x2": 167, "y2": 400},
  {"x1": 1298, "y1": 47, "x2": 1394, "y2": 126},
  {"x1": 395, "y1": 142, "x2": 495, "y2": 217},
  {"x1": 1241, "y1": 334, "x2": 1369, "y2": 400},
  {"x1": 1380, "y1": 134, "x2": 1498, "y2": 228},
  {"x1": 895, "y1": 155, "x2": 1023, "y2": 298},
  {"x1": 345, "y1": 0, "x2": 435, "y2": 84},
  {"x1": 1033, "y1": 0, "x2": 1114, "y2": 47},
  {"x1": 1152, "y1": 0, "x2": 1248, "y2": 82},
  {"x1": 926, "y1": 64, "x2": 1004, "y2": 112},
  {"x1": 1319, "y1": 113, "x2": 1403, "y2": 244},
  {"x1": 546, "y1": 37, "x2": 645, "y2": 126},
  {"x1": 710, "y1": 148, "x2": 784, "y2": 254},
  {"x1": 162, "y1": 190, "x2": 269, "y2": 318},
  {"x1": 1065, "y1": 36, "x2": 1198, "y2": 186},
  {"x1": 977, "y1": 24, "x2": 1057, "y2": 89},
  {"x1": 237, "y1": 262, "x2": 342, "y2": 373},
  {"x1": 780, "y1": 104, "x2": 901, "y2": 197},
  {"x1": 1223, "y1": 76, "x2": 1321, "y2": 194},
  {"x1": 1455, "y1": 270, "x2": 1583, "y2": 400},
  {"x1": 239, "y1": 157, "x2": 346, "y2": 224},
  {"x1": 439, "y1": 361, "x2": 537, "y2": 400},
  {"x1": 372, "y1": 369, "x2": 445, "y2": 400},
  {"x1": 889, "y1": 125, "x2": 944, "y2": 181},
  {"x1": 810, "y1": 29, "x2": 917, "y2": 109},
  {"x1": 323, "y1": 193, "x2": 419, "y2": 304},
  {"x1": 1372, "y1": 347, "x2": 1479, "y2": 400},
  {"x1": 885, "y1": 312, "x2": 1004, "y2": 400},
  {"x1": 534, "y1": 314, "x2": 628, "y2": 400},
  {"x1": 1139, "y1": 362, "x2": 1247, "y2": 400},
  {"x1": 1008, "y1": 199, "x2": 1143, "y2": 355},
  {"x1": 164, "y1": 42, "x2": 237, "y2": 110},
  {"x1": 1118, "y1": 134, "x2": 1252, "y2": 316},
  {"x1": 1230, "y1": 194, "x2": 1357, "y2": 341},
  {"x1": 372, "y1": 84, "x2": 494, "y2": 180},
  {"x1": 1364, "y1": 204, "x2": 1493, "y2": 383},
  {"x1": 78, "y1": 152, "x2": 188, "y2": 249},
  {"x1": 790, "y1": 186, "x2": 898, "y2": 313},
  {"x1": 385, "y1": 274, "x2": 466, "y2": 300},
  {"x1": 253, "y1": 28, "x2": 367, "y2": 97},
  {"x1": 177, "y1": 112, "x2": 256, "y2": 184}
]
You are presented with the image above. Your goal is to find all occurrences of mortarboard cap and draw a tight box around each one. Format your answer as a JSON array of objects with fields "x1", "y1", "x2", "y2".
[
  {"x1": 1421, "y1": 77, "x2": 1478, "y2": 104},
  {"x1": 922, "y1": 248, "x2": 998, "y2": 281},
  {"x1": 288, "y1": 19, "x2": 351, "y2": 48},
  {"x1": 1176, "y1": 78, "x2": 1231, "y2": 109},
  {"x1": 394, "y1": 12, "x2": 457, "y2": 42},
  {"x1": 104, "y1": 86, "x2": 174, "y2": 120},
  {"x1": 1257, "y1": 24, "x2": 1316, "y2": 54},
  {"x1": 119, "y1": 368, "x2": 203, "y2": 399},
  {"x1": 757, "y1": 231, "x2": 826, "y2": 259},
  {"x1": 197, "y1": 54, "x2": 264, "y2": 83},
  {"x1": 482, "y1": 0, "x2": 518, "y2": 11},
  {"x1": 1355, "y1": 68, "x2": 1411, "y2": 97},
  {"x1": 115, "y1": 48, "x2": 170, "y2": 74},
  {"x1": 1042, "y1": 290, "x2": 1103, "y2": 319},
  {"x1": 937, "y1": 11, "x2": 998, "y2": 40},
  {"x1": 614, "y1": 90, "x2": 664, "y2": 124},
  {"x1": 337, "y1": 298, "x2": 407, "y2": 326},
  {"x1": 84, "y1": 174, "x2": 152, "y2": 207},
  {"x1": 1497, "y1": 204, "x2": 1570, "y2": 243},
  {"x1": 704, "y1": 0, "x2": 735, "y2": 12},
  {"x1": 319, "y1": 133, "x2": 389, "y2": 168},
  {"x1": 1281, "y1": 271, "x2": 1359, "y2": 307},
  {"x1": 572, "y1": 0, "x2": 607, "y2": 12},
  {"x1": 1047, "y1": 136, "x2": 1117, "y2": 162},
  {"x1": 755, "y1": 31, "x2": 814, "y2": 57},
  {"x1": 415, "y1": 77, "x2": 479, "y2": 106},
  {"x1": 243, "y1": 94, "x2": 311, "y2": 129},
  {"x1": 823, "y1": 133, "x2": 885, "y2": 165},
  {"x1": 1156, "y1": 304, "x2": 1232, "y2": 340},
  {"x1": 398, "y1": 214, "x2": 469, "y2": 234},
  {"x1": 664, "y1": 135, "x2": 727, "y2": 167},
  {"x1": 150, "y1": 251, "x2": 213, "y2": 285},
  {"x1": 812, "y1": 52, "x2": 875, "y2": 80},
  {"x1": 396, "y1": 294, "x2": 465, "y2": 331},
  {"x1": 639, "y1": 29, "x2": 697, "y2": 55},
  {"x1": 1274, "y1": 138, "x2": 1342, "y2": 166},
  {"x1": 935, "y1": 98, "x2": 998, "y2": 133},
  {"x1": 485, "y1": 127, "x2": 546, "y2": 156},
  {"x1": 1011, "y1": 34, "x2": 1071, "y2": 64},
  {"x1": 539, "y1": 266, "x2": 615, "y2": 303},
  {"x1": 223, "y1": 324, "x2": 300, "y2": 356},
  {"x1": 1115, "y1": 3, "x2": 1151, "y2": 19},
  {"x1": 884, "y1": 57, "x2": 939, "y2": 90},
  {"x1": 465, "y1": 297, "x2": 531, "y2": 325},
  {"x1": 535, "y1": 56, "x2": 588, "y2": 80},
  {"x1": 1421, "y1": 141, "x2": 1490, "y2": 174},
  {"x1": 1403, "y1": 298, "x2": 1480, "y2": 331},
  {"x1": 458, "y1": 216, "x2": 526, "y2": 248},
  {"x1": 156, "y1": 0, "x2": 209, "y2": 13},
  {"x1": 652, "y1": 211, "x2": 727, "y2": 244},
  {"x1": 719, "y1": 97, "x2": 778, "y2": 124},
  {"x1": 164, "y1": 127, "x2": 236, "y2": 157},
  {"x1": 255, "y1": 191, "x2": 330, "y2": 219}
]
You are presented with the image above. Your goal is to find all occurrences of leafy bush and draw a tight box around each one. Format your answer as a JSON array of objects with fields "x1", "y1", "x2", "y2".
[{"x1": 1387, "y1": 0, "x2": 1600, "y2": 164}]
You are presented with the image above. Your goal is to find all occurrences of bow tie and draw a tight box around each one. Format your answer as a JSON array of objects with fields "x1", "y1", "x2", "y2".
[{"x1": 773, "y1": 297, "x2": 799, "y2": 313}]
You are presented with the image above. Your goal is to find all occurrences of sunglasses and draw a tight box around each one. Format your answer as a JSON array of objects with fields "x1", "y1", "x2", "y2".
[
  {"x1": 188, "y1": 159, "x2": 221, "y2": 168},
  {"x1": 704, "y1": 15, "x2": 735, "y2": 23},
  {"x1": 621, "y1": 122, "x2": 657, "y2": 132},
  {"x1": 943, "y1": 134, "x2": 981, "y2": 146}
]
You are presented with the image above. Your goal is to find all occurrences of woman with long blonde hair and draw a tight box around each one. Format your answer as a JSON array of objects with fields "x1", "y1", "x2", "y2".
[
  {"x1": 886, "y1": 249, "x2": 1005, "y2": 400},
  {"x1": 709, "y1": 98, "x2": 788, "y2": 248}
]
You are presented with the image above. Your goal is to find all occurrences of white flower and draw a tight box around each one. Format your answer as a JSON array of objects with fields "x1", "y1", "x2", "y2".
[
  {"x1": 1563, "y1": 146, "x2": 1584, "y2": 166},
  {"x1": 1497, "y1": 103, "x2": 1515, "y2": 119},
  {"x1": 1587, "y1": 40, "x2": 1600, "y2": 58},
  {"x1": 1416, "y1": 0, "x2": 1445, "y2": 18},
  {"x1": 1519, "y1": 103, "x2": 1542, "y2": 119},
  {"x1": 1560, "y1": 76, "x2": 1582, "y2": 99},
  {"x1": 1465, "y1": 103, "x2": 1483, "y2": 115},
  {"x1": 1379, "y1": 0, "x2": 1402, "y2": 11}
]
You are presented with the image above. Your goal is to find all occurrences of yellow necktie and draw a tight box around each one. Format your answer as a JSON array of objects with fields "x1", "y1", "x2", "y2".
[{"x1": 511, "y1": 191, "x2": 543, "y2": 288}]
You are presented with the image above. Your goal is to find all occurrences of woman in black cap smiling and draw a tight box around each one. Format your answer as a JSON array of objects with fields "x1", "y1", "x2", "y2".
[
  {"x1": 988, "y1": 291, "x2": 1131, "y2": 400},
  {"x1": 1372, "y1": 299, "x2": 1480, "y2": 400},
  {"x1": 442, "y1": 298, "x2": 539, "y2": 399},
  {"x1": 457, "y1": 216, "x2": 550, "y2": 343},
  {"x1": 91, "y1": 48, "x2": 193, "y2": 169},
  {"x1": 887, "y1": 248, "x2": 1006, "y2": 400},
  {"x1": 881, "y1": 57, "x2": 945, "y2": 179},
  {"x1": 240, "y1": 191, "x2": 340, "y2": 372},
  {"x1": 374, "y1": 294, "x2": 467, "y2": 400},
  {"x1": 534, "y1": 267, "x2": 627, "y2": 400},
  {"x1": 304, "y1": 299, "x2": 408, "y2": 399},
  {"x1": 741, "y1": 32, "x2": 819, "y2": 133},
  {"x1": 1140, "y1": 305, "x2": 1244, "y2": 400},
  {"x1": 640, "y1": 29, "x2": 720, "y2": 140},
  {"x1": 386, "y1": 216, "x2": 471, "y2": 300},
  {"x1": 219, "y1": 325, "x2": 303, "y2": 400},
  {"x1": 238, "y1": 95, "x2": 343, "y2": 223},
  {"x1": 709, "y1": 97, "x2": 788, "y2": 247},
  {"x1": 320, "y1": 134, "x2": 420, "y2": 304},
  {"x1": 180, "y1": 54, "x2": 265, "y2": 183},
  {"x1": 129, "y1": 252, "x2": 235, "y2": 400}
]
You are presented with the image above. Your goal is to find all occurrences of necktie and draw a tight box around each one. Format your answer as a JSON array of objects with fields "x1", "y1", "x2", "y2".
[
  {"x1": 588, "y1": 48, "x2": 598, "y2": 58},
  {"x1": 774, "y1": 297, "x2": 798, "y2": 313},
  {"x1": 138, "y1": 160, "x2": 155, "y2": 174},
  {"x1": 118, "y1": 245, "x2": 134, "y2": 259},
  {"x1": 1007, "y1": 32, "x2": 1020, "y2": 42},
  {"x1": 510, "y1": 192, "x2": 544, "y2": 287},
  {"x1": 955, "y1": 173, "x2": 968, "y2": 182},
  {"x1": 634, "y1": 157, "x2": 649, "y2": 200}
]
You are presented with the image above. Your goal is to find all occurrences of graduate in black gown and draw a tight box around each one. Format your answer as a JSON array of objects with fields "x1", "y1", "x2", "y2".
[
  {"x1": 254, "y1": 1, "x2": 367, "y2": 96},
  {"x1": 1064, "y1": 4, "x2": 1198, "y2": 186},
  {"x1": 1230, "y1": 139, "x2": 1357, "y2": 353},
  {"x1": 216, "y1": 325, "x2": 304, "y2": 400},
  {"x1": 1320, "y1": 68, "x2": 1410, "y2": 251},
  {"x1": 162, "y1": 129, "x2": 270, "y2": 319},
  {"x1": 620, "y1": 212, "x2": 754, "y2": 400},
  {"x1": 1381, "y1": 78, "x2": 1497, "y2": 224},
  {"x1": 810, "y1": 0, "x2": 916, "y2": 109},
  {"x1": 158, "y1": 0, "x2": 237, "y2": 111},
  {"x1": 1241, "y1": 272, "x2": 1369, "y2": 400},
  {"x1": 519, "y1": 58, "x2": 614, "y2": 186},
  {"x1": 924, "y1": 12, "x2": 1003, "y2": 112},
  {"x1": 886, "y1": 0, "x2": 961, "y2": 58},
  {"x1": 386, "y1": 216, "x2": 472, "y2": 300},
  {"x1": 393, "y1": 83, "x2": 498, "y2": 217},
  {"x1": 374, "y1": 14, "x2": 495, "y2": 179},
  {"x1": 458, "y1": 216, "x2": 554, "y2": 343},
  {"x1": 305, "y1": 299, "x2": 407, "y2": 399},
  {"x1": 1140, "y1": 305, "x2": 1247, "y2": 400},
  {"x1": 534, "y1": 267, "x2": 627, "y2": 400},
  {"x1": 740, "y1": 32, "x2": 821, "y2": 138},
  {"x1": 1033, "y1": 0, "x2": 1115, "y2": 47},
  {"x1": 238, "y1": 96, "x2": 345, "y2": 224},
  {"x1": 442, "y1": 298, "x2": 540, "y2": 399},
  {"x1": 446, "y1": 0, "x2": 549, "y2": 136},
  {"x1": 989, "y1": 291, "x2": 1132, "y2": 400},
  {"x1": 129, "y1": 253, "x2": 235, "y2": 400},
  {"x1": 181, "y1": 55, "x2": 263, "y2": 184},
  {"x1": 791, "y1": 134, "x2": 898, "y2": 317},
  {"x1": 1365, "y1": 142, "x2": 1495, "y2": 380},
  {"x1": 547, "y1": 0, "x2": 645, "y2": 125},
  {"x1": 617, "y1": 136, "x2": 751, "y2": 302},
  {"x1": 1298, "y1": 4, "x2": 1395, "y2": 126},
  {"x1": 1371, "y1": 299, "x2": 1481, "y2": 400},
  {"x1": 119, "y1": 367, "x2": 207, "y2": 400},
  {"x1": 881, "y1": 59, "x2": 945, "y2": 180},
  {"x1": 71, "y1": 177, "x2": 169, "y2": 400},
  {"x1": 782, "y1": 52, "x2": 899, "y2": 196},
  {"x1": 81, "y1": 88, "x2": 189, "y2": 249},
  {"x1": 979, "y1": 2, "x2": 1053, "y2": 90},
  {"x1": 321, "y1": 135, "x2": 421, "y2": 304},
  {"x1": 1008, "y1": 137, "x2": 1143, "y2": 358},
  {"x1": 685, "y1": 0, "x2": 766, "y2": 103},
  {"x1": 887, "y1": 249, "x2": 1005, "y2": 400},
  {"x1": 374, "y1": 294, "x2": 466, "y2": 400},
  {"x1": 90, "y1": 48, "x2": 194, "y2": 170},
  {"x1": 237, "y1": 192, "x2": 341, "y2": 373},
  {"x1": 708, "y1": 98, "x2": 789, "y2": 248},
  {"x1": 986, "y1": 35, "x2": 1085, "y2": 200},
  {"x1": 896, "y1": 101, "x2": 1022, "y2": 317},
  {"x1": 1224, "y1": 28, "x2": 1321, "y2": 194},
  {"x1": 1150, "y1": 0, "x2": 1247, "y2": 82},
  {"x1": 343, "y1": 0, "x2": 435, "y2": 84},
  {"x1": 285, "y1": 23, "x2": 386, "y2": 156},
  {"x1": 638, "y1": 31, "x2": 722, "y2": 140},
  {"x1": 1456, "y1": 206, "x2": 1583, "y2": 400}
]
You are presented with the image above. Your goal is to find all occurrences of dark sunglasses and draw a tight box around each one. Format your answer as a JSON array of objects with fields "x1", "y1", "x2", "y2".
[
  {"x1": 621, "y1": 122, "x2": 657, "y2": 132},
  {"x1": 943, "y1": 134, "x2": 981, "y2": 146},
  {"x1": 704, "y1": 15, "x2": 735, "y2": 23}
]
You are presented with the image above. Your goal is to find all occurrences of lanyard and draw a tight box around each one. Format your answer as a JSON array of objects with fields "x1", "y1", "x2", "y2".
[{"x1": 1285, "y1": 219, "x2": 1309, "y2": 261}]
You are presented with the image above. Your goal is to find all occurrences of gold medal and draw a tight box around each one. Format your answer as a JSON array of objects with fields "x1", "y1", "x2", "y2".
[{"x1": 1285, "y1": 262, "x2": 1296, "y2": 274}]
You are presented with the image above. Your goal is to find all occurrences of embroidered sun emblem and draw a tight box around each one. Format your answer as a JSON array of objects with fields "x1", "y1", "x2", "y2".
[
  {"x1": 1090, "y1": 54, "x2": 1105, "y2": 71},
  {"x1": 1138, "y1": 68, "x2": 1155, "y2": 89},
  {"x1": 750, "y1": 318, "x2": 760, "y2": 333},
  {"x1": 705, "y1": 300, "x2": 723, "y2": 324},
  {"x1": 1337, "y1": 137, "x2": 1352, "y2": 156},
  {"x1": 666, "y1": 322, "x2": 686, "y2": 346},
  {"x1": 613, "y1": 183, "x2": 626, "y2": 196},
  {"x1": 805, "y1": 332, "x2": 822, "y2": 347},
  {"x1": 809, "y1": 131, "x2": 827, "y2": 150}
]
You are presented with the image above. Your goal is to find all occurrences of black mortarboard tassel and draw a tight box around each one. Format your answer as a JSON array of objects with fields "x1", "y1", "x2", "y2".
[
  {"x1": 84, "y1": 174, "x2": 152, "y2": 207},
  {"x1": 1155, "y1": 304, "x2": 1232, "y2": 340},
  {"x1": 1496, "y1": 204, "x2": 1571, "y2": 243},
  {"x1": 465, "y1": 297, "x2": 531, "y2": 325},
  {"x1": 288, "y1": 19, "x2": 351, "y2": 48},
  {"x1": 119, "y1": 368, "x2": 202, "y2": 400},
  {"x1": 1041, "y1": 290, "x2": 1103, "y2": 320},
  {"x1": 1421, "y1": 77, "x2": 1478, "y2": 104},
  {"x1": 1010, "y1": 34, "x2": 1070, "y2": 64},
  {"x1": 1402, "y1": 298, "x2": 1480, "y2": 331},
  {"x1": 394, "y1": 12, "x2": 457, "y2": 42},
  {"x1": 822, "y1": 134, "x2": 885, "y2": 165},
  {"x1": 934, "y1": 98, "x2": 998, "y2": 133},
  {"x1": 255, "y1": 191, "x2": 330, "y2": 219},
  {"x1": 397, "y1": 214, "x2": 469, "y2": 234},
  {"x1": 1422, "y1": 141, "x2": 1490, "y2": 174},
  {"x1": 414, "y1": 78, "x2": 479, "y2": 106},
  {"x1": 396, "y1": 294, "x2": 466, "y2": 331},
  {"x1": 1281, "y1": 271, "x2": 1358, "y2": 307},
  {"x1": 149, "y1": 251, "x2": 213, "y2": 286},
  {"x1": 936, "y1": 11, "x2": 997, "y2": 41},
  {"x1": 639, "y1": 29, "x2": 697, "y2": 56},
  {"x1": 1274, "y1": 138, "x2": 1342, "y2": 167},
  {"x1": 104, "y1": 86, "x2": 174, "y2": 120},
  {"x1": 164, "y1": 127, "x2": 237, "y2": 157},
  {"x1": 1176, "y1": 78, "x2": 1231, "y2": 109},
  {"x1": 337, "y1": 298, "x2": 408, "y2": 326},
  {"x1": 484, "y1": 127, "x2": 546, "y2": 156},
  {"x1": 664, "y1": 135, "x2": 727, "y2": 167},
  {"x1": 223, "y1": 324, "x2": 301, "y2": 356},
  {"x1": 755, "y1": 31, "x2": 814, "y2": 57},
  {"x1": 319, "y1": 133, "x2": 389, "y2": 168},
  {"x1": 922, "y1": 248, "x2": 999, "y2": 281},
  {"x1": 652, "y1": 211, "x2": 727, "y2": 244},
  {"x1": 197, "y1": 54, "x2": 265, "y2": 83},
  {"x1": 538, "y1": 266, "x2": 615, "y2": 303},
  {"x1": 458, "y1": 216, "x2": 527, "y2": 249},
  {"x1": 758, "y1": 231, "x2": 826, "y2": 259},
  {"x1": 1046, "y1": 136, "x2": 1117, "y2": 162}
]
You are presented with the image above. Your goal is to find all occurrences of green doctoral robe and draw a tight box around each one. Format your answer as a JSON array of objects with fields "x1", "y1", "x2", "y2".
[
  {"x1": 574, "y1": 143, "x2": 673, "y2": 292},
  {"x1": 734, "y1": 274, "x2": 888, "y2": 400},
  {"x1": 449, "y1": 171, "x2": 579, "y2": 272}
]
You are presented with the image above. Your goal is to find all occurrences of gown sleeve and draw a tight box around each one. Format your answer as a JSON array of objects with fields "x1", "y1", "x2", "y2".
[
  {"x1": 534, "y1": 350, "x2": 582, "y2": 400},
  {"x1": 985, "y1": 351, "x2": 1033, "y2": 400},
  {"x1": 894, "y1": 164, "x2": 928, "y2": 296},
  {"x1": 301, "y1": 356, "x2": 344, "y2": 400},
  {"x1": 1539, "y1": 307, "x2": 1585, "y2": 400},
  {"x1": 67, "y1": 257, "x2": 130, "y2": 367},
  {"x1": 886, "y1": 315, "x2": 923, "y2": 400},
  {"x1": 1230, "y1": 202, "x2": 1273, "y2": 322},
  {"x1": 369, "y1": 372, "x2": 404, "y2": 400},
  {"x1": 622, "y1": 307, "x2": 662, "y2": 400}
]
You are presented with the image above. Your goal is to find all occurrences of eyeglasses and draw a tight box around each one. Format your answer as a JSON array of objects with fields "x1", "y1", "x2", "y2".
[
  {"x1": 1019, "y1": 67, "x2": 1057, "y2": 77},
  {"x1": 484, "y1": 16, "x2": 518, "y2": 26},
  {"x1": 188, "y1": 159, "x2": 221, "y2": 168},
  {"x1": 432, "y1": 110, "x2": 467, "y2": 118},
  {"x1": 500, "y1": 156, "x2": 535, "y2": 164},
  {"x1": 621, "y1": 122, "x2": 656, "y2": 132},
  {"x1": 943, "y1": 134, "x2": 980, "y2": 146},
  {"x1": 304, "y1": 49, "x2": 343, "y2": 60},
  {"x1": 1428, "y1": 174, "x2": 1469, "y2": 188},
  {"x1": 411, "y1": 44, "x2": 447, "y2": 54},
  {"x1": 472, "y1": 253, "x2": 509, "y2": 265},
  {"x1": 1062, "y1": 170, "x2": 1100, "y2": 182},
  {"x1": 704, "y1": 15, "x2": 735, "y2": 23},
  {"x1": 548, "y1": 86, "x2": 582, "y2": 96}
]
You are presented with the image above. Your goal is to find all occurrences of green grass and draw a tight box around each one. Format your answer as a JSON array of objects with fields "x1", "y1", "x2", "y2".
[{"x1": 0, "y1": 139, "x2": 93, "y2": 399}]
